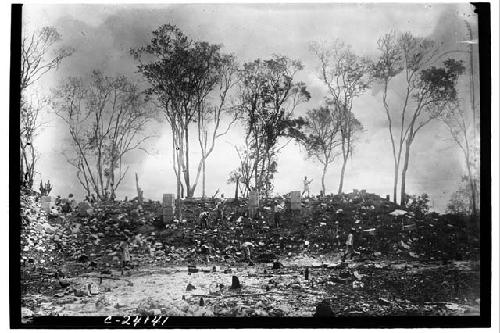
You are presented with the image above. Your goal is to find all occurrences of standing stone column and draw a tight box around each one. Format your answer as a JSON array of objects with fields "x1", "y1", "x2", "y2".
[
  {"x1": 136, "y1": 173, "x2": 143, "y2": 205},
  {"x1": 40, "y1": 196, "x2": 54, "y2": 214},
  {"x1": 289, "y1": 191, "x2": 302, "y2": 211},
  {"x1": 248, "y1": 191, "x2": 259, "y2": 218},
  {"x1": 163, "y1": 193, "x2": 175, "y2": 224}
]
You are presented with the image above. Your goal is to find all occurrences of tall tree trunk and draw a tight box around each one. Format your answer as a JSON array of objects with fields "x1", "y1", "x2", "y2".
[
  {"x1": 465, "y1": 155, "x2": 477, "y2": 217},
  {"x1": 202, "y1": 157, "x2": 206, "y2": 198},
  {"x1": 110, "y1": 151, "x2": 116, "y2": 199},
  {"x1": 20, "y1": 150, "x2": 25, "y2": 186},
  {"x1": 321, "y1": 163, "x2": 328, "y2": 196},
  {"x1": 393, "y1": 161, "x2": 399, "y2": 203},
  {"x1": 337, "y1": 142, "x2": 347, "y2": 195},
  {"x1": 184, "y1": 125, "x2": 192, "y2": 197},
  {"x1": 173, "y1": 132, "x2": 182, "y2": 221},
  {"x1": 400, "y1": 139, "x2": 412, "y2": 206},
  {"x1": 338, "y1": 157, "x2": 347, "y2": 195},
  {"x1": 173, "y1": 135, "x2": 179, "y2": 200},
  {"x1": 254, "y1": 133, "x2": 259, "y2": 193},
  {"x1": 176, "y1": 144, "x2": 183, "y2": 221},
  {"x1": 235, "y1": 177, "x2": 239, "y2": 201},
  {"x1": 382, "y1": 79, "x2": 399, "y2": 203},
  {"x1": 27, "y1": 144, "x2": 35, "y2": 189}
]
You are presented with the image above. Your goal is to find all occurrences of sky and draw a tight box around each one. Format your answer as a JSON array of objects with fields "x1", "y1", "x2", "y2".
[{"x1": 22, "y1": 2, "x2": 480, "y2": 212}]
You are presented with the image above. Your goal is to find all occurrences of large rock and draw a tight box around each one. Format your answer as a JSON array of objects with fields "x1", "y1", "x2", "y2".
[
  {"x1": 230, "y1": 276, "x2": 242, "y2": 289},
  {"x1": 314, "y1": 300, "x2": 334, "y2": 317}
]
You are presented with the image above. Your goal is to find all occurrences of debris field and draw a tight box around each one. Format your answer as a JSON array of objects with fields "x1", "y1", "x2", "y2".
[{"x1": 20, "y1": 190, "x2": 480, "y2": 318}]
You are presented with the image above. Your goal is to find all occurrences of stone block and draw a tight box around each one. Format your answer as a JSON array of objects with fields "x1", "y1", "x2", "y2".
[
  {"x1": 40, "y1": 196, "x2": 54, "y2": 213},
  {"x1": 162, "y1": 194, "x2": 175, "y2": 207},
  {"x1": 289, "y1": 191, "x2": 301, "y2": 210},
  {"x1": 248, "y1": 191, "x2": 259, "y2": 208}
]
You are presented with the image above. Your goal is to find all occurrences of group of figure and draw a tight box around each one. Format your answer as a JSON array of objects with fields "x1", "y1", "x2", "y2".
[
  {"x1": 337, "y1": 225, "x2": 357, "y2": 259},
  {"x1": 117, "y1": 177, "x2": 359, "y2": 269},
  {"x1": 197, "y1": 194, "x2": 227, "y2": 228},
  {"x1": 54, "y1": 193, "x2": 77, "y2": 213}
]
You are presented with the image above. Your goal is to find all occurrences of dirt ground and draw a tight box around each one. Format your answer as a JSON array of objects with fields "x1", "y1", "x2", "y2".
[{"x1": 21, "y1": 254, "x2": 480, "y2": 318}]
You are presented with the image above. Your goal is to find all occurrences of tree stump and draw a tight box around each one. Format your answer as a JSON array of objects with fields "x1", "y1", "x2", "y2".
[{"x1": 230, "y1": 276, "x2": 241, "y2": 289}]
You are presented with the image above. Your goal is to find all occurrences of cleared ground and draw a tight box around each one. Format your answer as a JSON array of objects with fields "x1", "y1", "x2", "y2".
[{"x1": 21, "y1": 255, "x2": 480, "y2": 318}]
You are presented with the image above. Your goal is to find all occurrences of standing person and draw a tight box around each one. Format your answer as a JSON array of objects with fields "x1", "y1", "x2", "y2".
[
  {"x1": 200, "y1": 243, "x2": 211, "y2": 263},
  {"x1": 345, "y1": 228, "x2": 355, "y2": 258},
  {"x1": 242, "y1": 241, "x2": 253, "y2": 261},
  {"x1": 120, "y1": 238, "x2": 131, "y2": 268},
  {"x1": 198, "y1": 210, "x2": 210, "y2": 229},
  {"x1": 215, "y1": 194, "x2": 226, "y2": 224},
  {"x1": 273, "y1": 201, "x2": 281, "y2": 228},
  {"x1": 333, "y1": 221, "x2": 341, "y2": 248},
  {"x1": 302, "y1": 176, "x2": 313, "y2": 198}
]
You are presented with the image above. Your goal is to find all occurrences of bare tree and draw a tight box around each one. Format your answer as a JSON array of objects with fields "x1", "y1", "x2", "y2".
[
  {"x1": 53, "y1": 71, "x2": 154, "y2": 200},
  {"x1": 20, "y1": 94, "x2": 46, "y2": 188},
  {"x1": 228, "y1": 146, "x2": 254, "y2": 199},
  {"x1": 441, "y1": 100, "x2": 479, "y2": 217},
  {"x1": 196, "y1": 55, "x2": 239, "y2": 198},
  {"x1": 310, "y1": 40, "x2": 370, "y2": 194},
  {"x1": 301, "y1": 103, "x2": 342, "y2": 195},
  {"x1": 20, "y1": 26, "x2": 73, "y2": 188},
  {"x1": 372, "y1": 32, "x2": 465, "y2": 204}
]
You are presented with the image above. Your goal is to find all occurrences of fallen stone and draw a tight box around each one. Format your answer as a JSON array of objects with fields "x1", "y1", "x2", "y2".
[
  {"x1": 389, "y1": 209, "x2": 407, "y2": 217},
  {"x1": 272, "y1": 262, "x2": 284, "y2": 270},
  {"x1": 314, "y1": 300, "x2": 334, "y2": 317},
  {"x1": 230, "y1": 276, "x2": 241, "y2": 289}
]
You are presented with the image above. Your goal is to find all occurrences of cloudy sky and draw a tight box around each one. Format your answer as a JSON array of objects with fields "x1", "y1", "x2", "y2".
[{"x1": 22, "y1": 3, "x2": 479, "y2": 211}]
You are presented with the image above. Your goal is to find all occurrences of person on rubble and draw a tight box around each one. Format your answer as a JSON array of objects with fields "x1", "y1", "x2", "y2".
[
  {"x1": 198, "y1": 210, "x2": 210, "y2": 229},
  {"x1": 345, "y1": 228, "x2": 355, "y2": 258},
  {"x1": 120, "y1": 238, "x2": 131, "y2": 268},
  {"x1": 200, "y1": 243, "x2": 211, "y2": 263},
  {"x1": 333, "y1": 221, "x2": 341, "y2": 247},
  {"x1": 273, "y1": 201, "x2": 282, "y2": 228},
  {"x1": 215, "y1": 194, "x2": 226, "y2": 224},
  {"x1": 242, "y1": 241, "x2": 253, "y2": 261},
  {"x1": 302, "y1": 176, "x2": 313, "y2": 197},
  {"x1": 61, "y1": 194, "x2": 74, "y2": 213}
]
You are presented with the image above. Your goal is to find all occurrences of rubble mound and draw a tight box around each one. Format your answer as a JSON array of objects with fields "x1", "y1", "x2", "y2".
[{"x1": 19, "y1": 190, "x2": 480, "y2": 294}]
